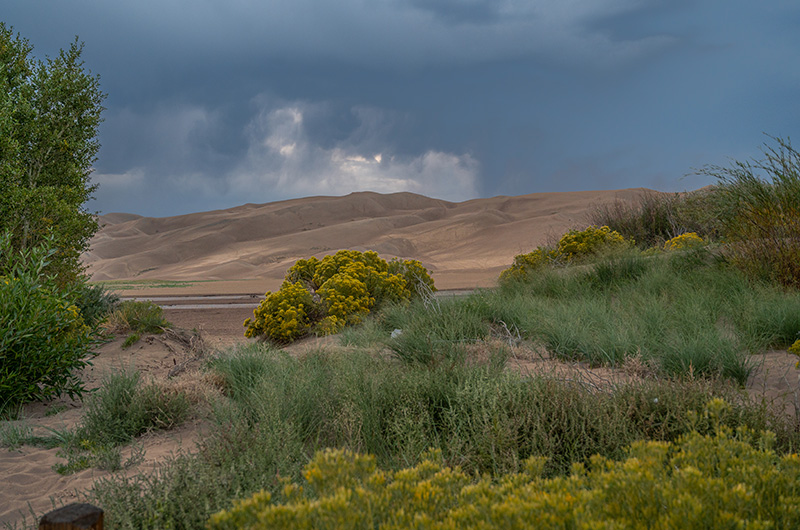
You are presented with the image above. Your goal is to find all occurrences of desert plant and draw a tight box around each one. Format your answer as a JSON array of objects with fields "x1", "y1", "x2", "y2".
[
  {"x1": 245, "y1": 250, "x2": 435, "y2": 343},
  {"x1": 498, "y1": 247, "x2": 556, "y2": 284},
  {"x1": 699, "y1": 136, "x2": 800, "y2": 288},
  {"x1": 499, "y1": 226, "x2": 630, "y2": 286},
  {"x1": 69, "y1": 280, "x2": 120, "y2": 329},
  {"x1": 76, "y1": 370, "x2": 189, "y2": 447},
  {"x1": 589, "y1": 189, "x2": 718, "y2": 248},
  {"x1": 663, "y1": 232, "x2": 705, "y2": 251},
  {"x1": 0, "y1": 233, "x2": 94, "y2": 414},
  {"x1": 556, "y1": 225, "x2": 631, "y2": 262},
  {"x1": 208, "y1": 408, "x2": 800, "y2": 530},
  {"x1": 105, "y1": 300, "x2": 169, "y2": 335}
]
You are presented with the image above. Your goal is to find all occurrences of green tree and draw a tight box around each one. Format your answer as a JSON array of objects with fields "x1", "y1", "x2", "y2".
[{"x1": 0, "y1": 23, "x2": 105, "y2": 283}]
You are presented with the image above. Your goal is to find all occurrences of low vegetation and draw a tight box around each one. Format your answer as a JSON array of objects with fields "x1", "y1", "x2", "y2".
[
  {"x1": 104, "y1": 300, "x2": 171, "y2": 348},
  {"x1": 210, "y1": 405, "x2": 800, "y2": 529},
  {"x1": 89, "y1": 345, "x2": 798, "y2": 529},
  {"x1": 245, "y1": 250, "x2": 435, "y2": 343},
  {"x1": 0, "y1": 370, "x2": 189, "y2": 475}
]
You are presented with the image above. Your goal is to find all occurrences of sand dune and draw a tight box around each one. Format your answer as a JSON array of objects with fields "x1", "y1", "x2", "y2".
[{"x1": 84, "y1": 188, "x2": 654, "y2": 291}]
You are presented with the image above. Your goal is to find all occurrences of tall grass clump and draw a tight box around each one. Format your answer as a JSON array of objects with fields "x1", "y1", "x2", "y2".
[
  {"x1": 589, "y1": 189, "x2": 718, "y2": 248},
  {"x1": 105, "y1": 300, "x2": 170, "y2": 335},
  {"x1": 489, "y1": 249, "x2": 800, "y2": 384},
  {"x1": 381, "y1": 297, "x2": 491, "y2": 365},
  {"x1": 207, "y1": 346, "x2": 795, "y2": 475},
  {"x1": 46, "y1": 370, "x2": 190, "y2": 475},
  {"x1": 77, "y1": 370, "x2": 189, "y2": 446},
  {"x1": 699, "y1": 136, "x2": 800, "y2": 288}
]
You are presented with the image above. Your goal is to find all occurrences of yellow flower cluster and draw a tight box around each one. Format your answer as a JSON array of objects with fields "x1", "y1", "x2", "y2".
[
  {"x1": 210, "y1": 419, "x2": 800, "y2": 529},
  {"x1": 245, "y1": 250, "x2": 436, "y2": 342},
  {"x1": 788, "y1": 339, "x2": 800, "y2": 368},
  {"x1": 500, "y1": 226, "x2": 630, "y2": 284},
  {"x1": 663, "y1": 232, "x2": 705, "y2": 251},
  {"x1": 244, "y1": 281, "x2": 313, "y2": 342},
  {"x1": 556, "y1": 225, "x2": 629, "y2": 262},
  {"x1": 498, "y1": 247, "x2": 556, "y2": 283}
]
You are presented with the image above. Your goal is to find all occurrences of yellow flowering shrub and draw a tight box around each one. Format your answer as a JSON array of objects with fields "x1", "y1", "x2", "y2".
[
  {"x1": 244, "y1": 281, "x2": 314, "y2": 343},
  {"x1": 500, "y1": 226, "x2": 630, "y2": 284},
  {"x1": 318, "y1": 272, "x2": 374, "y2": 326},
  {"x1": 664, "y1": 232, "x2": 705, "y2": 251},
  {"x1": 498, "y1": 247, "x2": 556, "y2": 283},
  {"x1": 789, "y1": 338, "x2": 800, "y2": 368},
  {"x1": 245, "y1": 250, "x2": 436, "y2": 343},
  {"x1": 556, "y1": 225, "x2": 630, "y2": 262},
  {"x1": 209, "y1": 403, "x2": 800, "y2": 530}
]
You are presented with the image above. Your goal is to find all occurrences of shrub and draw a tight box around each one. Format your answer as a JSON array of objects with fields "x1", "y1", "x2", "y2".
[
  {"x1": 209, "y1": 403, "x2": 800, "y2": 530},
  {"x1": 77, "y1": 370, "x2": 189, "y2": 446},
  {"x1": 105, "y1": 300, "x2": 169, "y2": 334},
  {"x1": 0, "y1": 234, "x2": 94, "y2": 413},
  {"x1": 556, "y1": 225, "x2": 630, "y2": 261},
  {"x1": 245, "y1": 250, "x2": 435, "y2": 343},
  {"x1": 663, "y1": 232, "x2": 705, "y2": 251},
  {"x1": 500, "y1": 226, "x2": 630, "y2": 285},
  {"x1": 588, "y1": 190, "x2": 719, "y2": 248},
  {"x1": 498, "y1": 247, "x2": 556, "y2": 284},
  {"x1": 70, "y1": 280, "x2": 120, "y2": 329},
  {"x1": 244, "y1": 281, "x2": 315, "y2": 342},
  {"x1": 699, "y1": 136, "x2": 800, "y2": 288}
]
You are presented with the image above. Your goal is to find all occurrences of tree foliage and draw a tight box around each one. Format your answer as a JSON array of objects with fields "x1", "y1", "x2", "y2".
[{"x1": 0, "y1": 23, "x2": 105, "y2": 283}]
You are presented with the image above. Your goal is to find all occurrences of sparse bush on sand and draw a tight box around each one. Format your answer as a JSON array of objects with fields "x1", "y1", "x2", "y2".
[
  {"x1": 245, "y1": 250, "x2": 435, "y2": 343},
  {"x1": 103, "y1": 300, "x2": 170, "y2": 348}
]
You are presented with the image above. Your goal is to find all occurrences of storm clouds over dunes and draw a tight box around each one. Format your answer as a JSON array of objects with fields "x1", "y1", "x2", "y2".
[{"x1": 5, "y1": 1, "x2": 799, "y2": 217}]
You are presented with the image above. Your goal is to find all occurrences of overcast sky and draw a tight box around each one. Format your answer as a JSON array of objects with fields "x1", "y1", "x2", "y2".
[{"x1": 5, "y1": 1, "x2": 799, "y2": 217}]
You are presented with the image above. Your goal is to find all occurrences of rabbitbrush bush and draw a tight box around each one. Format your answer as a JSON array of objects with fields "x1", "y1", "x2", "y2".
[
  {"x1": 663, "y1": 232, "x2": 705, "y2": 251},
  {"x1": 245, "y1": 250, "x2": 435, "y2": 343},
  {"x1": 208, "y1": 400, "x2": 800, "y2": 530},
  {"x1": 500, "y1": 226, "x2": 629, "y2": 285},
  {"x1": 0, "y1": 233, "x2": 94, "y2": 413}
]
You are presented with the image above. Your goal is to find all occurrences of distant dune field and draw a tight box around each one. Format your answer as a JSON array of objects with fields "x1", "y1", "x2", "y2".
[{"x1": 83, "y1": 188, "x2": 655, "y2": 292}]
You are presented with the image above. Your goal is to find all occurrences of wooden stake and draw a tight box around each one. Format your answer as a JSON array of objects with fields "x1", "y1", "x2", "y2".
[{"x1": 39, "y1": 503, "x2": 103, "y2": 530}]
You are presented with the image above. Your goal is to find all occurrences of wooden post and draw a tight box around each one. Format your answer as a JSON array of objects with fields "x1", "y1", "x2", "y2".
[{"x1": 39, "y1": 503, "x2": 103, "y2": 530}]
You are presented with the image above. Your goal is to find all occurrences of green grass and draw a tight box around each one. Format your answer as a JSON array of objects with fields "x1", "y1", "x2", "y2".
[
  {"x1": 88, "y1": 344, "x2": 798, "y2": 529},
  {"x1": 344, "y1": 249, "x2": 800, "y2": 385},
  {"x1": 77, "y1": 371, "x2": 189, "y2": 447},
  {"x1": 105, "y1": 300, "x2": 170, "y2": 335},
  {"x1": 94, "y1": 279, "x2": 224, "y2": 291}
]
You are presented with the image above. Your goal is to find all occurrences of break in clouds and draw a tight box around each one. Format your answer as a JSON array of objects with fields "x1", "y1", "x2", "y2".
[{"x1": 92, "y1": 99, "x2": 480, "y2": 216}]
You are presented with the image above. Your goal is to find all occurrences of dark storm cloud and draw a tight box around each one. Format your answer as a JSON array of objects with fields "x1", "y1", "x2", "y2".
[{"x1": 3, "y1": 0, "x2": 799, "y2": 216}]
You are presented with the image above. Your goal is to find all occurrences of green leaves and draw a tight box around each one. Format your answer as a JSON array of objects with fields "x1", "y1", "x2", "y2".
[{"x1": 0, "y1": 23, "x2": 104, "y2": 284}]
